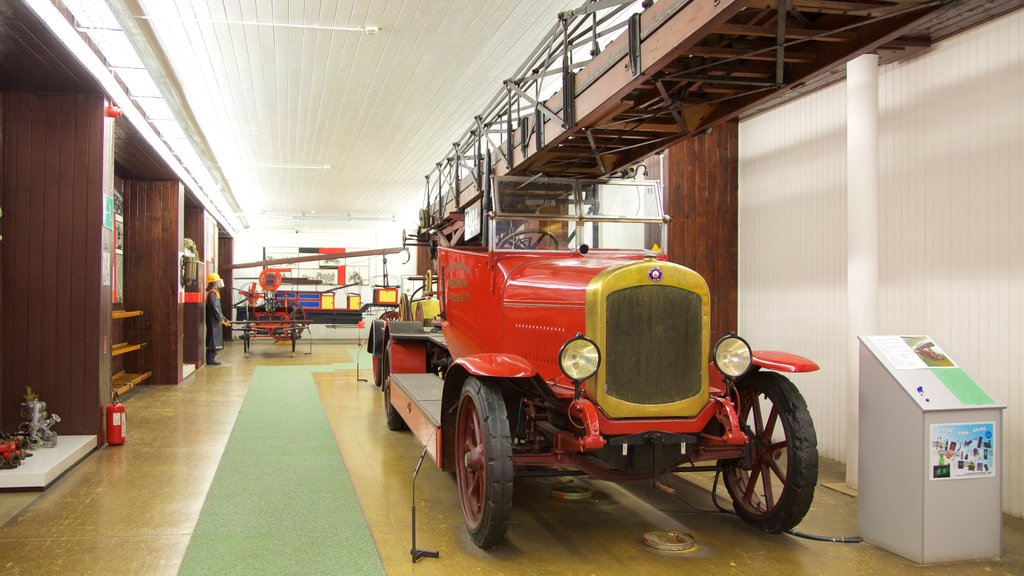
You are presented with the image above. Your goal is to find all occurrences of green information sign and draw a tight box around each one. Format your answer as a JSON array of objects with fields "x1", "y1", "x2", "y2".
[{"x1": 103, "y1": 193, "x2": 114, "y2": 230}]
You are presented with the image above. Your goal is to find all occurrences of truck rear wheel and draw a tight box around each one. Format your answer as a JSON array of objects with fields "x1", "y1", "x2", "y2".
[
  {"x1": 455, "y1": 377, "x2": 513, "y2": 549},
  {"x1": 383, "y1": 342, "x2": 407, "y2": 431},
  {"x1": 722, "y1": 371, "x2": 818, "y2": 533}
]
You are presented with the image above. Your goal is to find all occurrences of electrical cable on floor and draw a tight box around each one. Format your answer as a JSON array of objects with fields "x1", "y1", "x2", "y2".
[
  {"x1": 785, "y1": 530, "x2": 863, "y2": 543},
  {"x1": 709, "y1": 469, "x2": 863, "y2": 544}
]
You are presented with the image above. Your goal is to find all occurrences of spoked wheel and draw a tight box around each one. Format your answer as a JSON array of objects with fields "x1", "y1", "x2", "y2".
[
  {"x1": 722, "y1": 371, "x2": 818, "y2": 533},
  {"x1": 382, "y1": 342, "x2": 406, "y2": 431},
  {"x1": 455, "y1": 377, "x2": 513, "y2": 549}
]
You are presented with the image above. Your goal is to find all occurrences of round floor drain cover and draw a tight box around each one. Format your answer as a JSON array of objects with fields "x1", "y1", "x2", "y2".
[
  {"x1": 643, "y1": 530, "x2": 696, "y2": 552},
  {"x1": 551, "y1": 485, "x2": 592, "y2": 501}
]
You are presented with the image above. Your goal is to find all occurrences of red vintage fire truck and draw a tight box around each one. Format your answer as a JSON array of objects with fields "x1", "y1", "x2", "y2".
[
  {"x1": 374, "y1": 176, "x2": 819, "y2": 548},
  {"x1": 367, "y1": 0, "x2": 941, "y2": 550}
]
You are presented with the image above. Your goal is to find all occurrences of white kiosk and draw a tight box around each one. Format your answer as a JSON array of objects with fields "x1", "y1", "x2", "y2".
[{"x1": 859, "y1": 335, "x2": 1005, "y2": 563}]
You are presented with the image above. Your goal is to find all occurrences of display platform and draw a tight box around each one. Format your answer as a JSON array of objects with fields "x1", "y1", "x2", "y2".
[{"x1": 0, "y1": 435, "x2": 96, "y2": 490}]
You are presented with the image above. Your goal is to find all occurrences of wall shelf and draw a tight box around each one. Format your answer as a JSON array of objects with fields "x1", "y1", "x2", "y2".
[
  {"x1": 111, "y1": 342, "x2": 146, "y2": 356},
  {"x1": 111, "y1": 370, "x2": 151, "y2": 396}
]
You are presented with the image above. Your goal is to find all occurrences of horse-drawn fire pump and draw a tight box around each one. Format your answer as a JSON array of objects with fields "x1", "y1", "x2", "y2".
[
  {"x1": 233, "y1": 268, "x2": 311, "y2": 354},
  {"x1": 225, "y1": 247, "x2": 406, "y2": 354},
  {"x1": 370, "y1": 0, "x2": 943, "y2": 549}
]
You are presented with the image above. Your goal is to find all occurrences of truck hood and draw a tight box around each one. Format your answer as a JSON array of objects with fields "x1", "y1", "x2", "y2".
[{"x1": 500, "y1": 253, "x2": 648, "y2": 306}]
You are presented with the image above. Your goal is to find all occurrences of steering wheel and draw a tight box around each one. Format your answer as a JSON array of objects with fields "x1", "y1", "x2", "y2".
[{"x1": 496, "y1": 228, "x2": 561, "y2": 250}]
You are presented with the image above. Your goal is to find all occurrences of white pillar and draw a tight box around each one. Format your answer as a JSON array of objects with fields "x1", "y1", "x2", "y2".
[{"x1": 846, "y1": 54, "x2": 879, "y2": 488}]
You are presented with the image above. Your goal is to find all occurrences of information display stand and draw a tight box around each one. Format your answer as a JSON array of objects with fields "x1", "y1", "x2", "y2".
[{"x1": 859, "y1": 336, "x2": 1005, "y2": 563}]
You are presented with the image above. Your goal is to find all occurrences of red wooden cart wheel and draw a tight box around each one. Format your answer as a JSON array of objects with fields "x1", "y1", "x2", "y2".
[
  {"x1": 722, "y1": 371, "x2": 818, "y2": 534},
  {"x1": 455, "y1": 377, "x2": 513, "y2": 549}
]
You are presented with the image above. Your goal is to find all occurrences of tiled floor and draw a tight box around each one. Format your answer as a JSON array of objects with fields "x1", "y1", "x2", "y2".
[{"x1": 1, "y1": 341, "x2": 1021, "y2": 575}]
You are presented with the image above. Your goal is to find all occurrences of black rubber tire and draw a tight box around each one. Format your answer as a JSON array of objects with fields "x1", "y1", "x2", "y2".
[
  {"x1": 455, "y1": 377, "x2": 513, "y2": 549},
  {"x1": 383, "y1": 342, "x2": 407, "y2": 431},
  {"x1": 722, "y1": 371, "x2": 818, "y2": 534}
]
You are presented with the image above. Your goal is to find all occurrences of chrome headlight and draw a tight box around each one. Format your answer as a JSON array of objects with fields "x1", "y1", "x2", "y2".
[
  {"x1": 713, "y1": 334, "x2": 753, "y2": 378},
  {"x1": 559, "y1": 334, "x2": 601, "y2": 382}
]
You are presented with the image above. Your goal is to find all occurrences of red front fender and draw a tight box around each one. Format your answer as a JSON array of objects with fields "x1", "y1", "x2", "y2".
[
  {"x1": 752, "y1": 350, "x2": 820, "y2": 373},
  {"x1": 451, "y1": 354, "x2": 538, "y2": 379}
]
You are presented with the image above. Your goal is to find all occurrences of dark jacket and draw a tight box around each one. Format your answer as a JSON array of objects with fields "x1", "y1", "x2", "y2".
[{"x1": 206, "y1": 284, "x2": 226, "y2": 350}]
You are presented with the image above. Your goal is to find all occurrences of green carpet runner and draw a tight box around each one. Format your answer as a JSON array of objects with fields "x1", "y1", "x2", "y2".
[{"x1": 179, "y1": 364, "x2": 383, "y2": 575}]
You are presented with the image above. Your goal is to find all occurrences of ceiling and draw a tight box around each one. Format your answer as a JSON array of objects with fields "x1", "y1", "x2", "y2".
[
  {"x1": 5, "y1": 0, "x2": 1022, "y2": 234},
  {"x1": 109, "y1": 0, "x2": 580, "y2": 229}
]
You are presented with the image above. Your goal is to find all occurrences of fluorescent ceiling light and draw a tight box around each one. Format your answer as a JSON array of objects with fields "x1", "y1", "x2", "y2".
[
  {"x1": 63, "y1": 0, "x2": 120, "y2": 30},
  {"x1": 150, "y1": 119, "x2": 187, "y2": 141},
  {"x1": 133, "y1": 97, "x2": 175, "y2": 120},
  {"x1": 81, "y1": 29, "x2": 144, "y2": 68},
  {"x1": 164, "y1": 137, "x2": 192, "y2": 155},
  {"x1": 242, "y1": 163, "x2": 331, "y2": 170},
  {"x1": 137, "y1": 15, "x2": 380, "y2": 34},
  {"x1": 172, "y1": 146, "x2": 202, "y2": 166},
  {"x1": 114, "y1": 67, "x2": 161, "y2": 97}
]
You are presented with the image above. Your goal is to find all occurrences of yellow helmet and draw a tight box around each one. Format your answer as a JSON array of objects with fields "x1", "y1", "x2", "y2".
[{"x1": 207, "y1": 272, "x2": 222, "y2": 283}]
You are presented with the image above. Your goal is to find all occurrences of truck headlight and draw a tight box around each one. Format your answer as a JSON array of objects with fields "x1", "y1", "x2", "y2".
[
  {"x1": 559, "y1": 334, "x2": 601, "y2": 382},
  {"x1": 713, "y1": 334, "x2": 752, "y2": 378}
]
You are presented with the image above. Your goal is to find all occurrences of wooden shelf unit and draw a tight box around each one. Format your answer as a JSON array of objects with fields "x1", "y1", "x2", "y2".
[{"x1": 111, "y1": 310, "x2": 148, "y2": 396}]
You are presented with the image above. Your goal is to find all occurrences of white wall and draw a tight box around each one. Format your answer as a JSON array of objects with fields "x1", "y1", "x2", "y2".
[
  {"x1": 739, "y1": 81, "x2": 848, "y2": 462},
  {"x1": 739, "y1": 10, "x2": 1023, "y2": 516},
  {"x1": 232, "y1": 220, "x2": 419, "y2": 340}
]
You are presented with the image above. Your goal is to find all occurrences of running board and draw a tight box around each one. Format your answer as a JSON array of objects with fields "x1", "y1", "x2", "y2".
[{"x1": 389, "y1": 373, "x2": 444, "y2": 466}]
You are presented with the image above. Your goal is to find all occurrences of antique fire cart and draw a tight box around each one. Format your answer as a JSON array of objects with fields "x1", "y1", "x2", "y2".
[{"x1": 374, "y1": 176, "x2": 820, "y2": 548}]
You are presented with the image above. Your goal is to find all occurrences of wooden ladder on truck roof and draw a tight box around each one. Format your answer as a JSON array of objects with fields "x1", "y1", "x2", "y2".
[{"x1": 419, "y1": 0, "x2": 948, "y2": 244}]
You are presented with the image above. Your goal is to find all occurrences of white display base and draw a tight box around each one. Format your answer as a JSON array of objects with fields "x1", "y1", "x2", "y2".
[
  {"x1": 182, "y1": 363, "x2": 196, "y2": 379},
  {"x1": 0, "y1": 435, "x2": 96, "y2": 490}
]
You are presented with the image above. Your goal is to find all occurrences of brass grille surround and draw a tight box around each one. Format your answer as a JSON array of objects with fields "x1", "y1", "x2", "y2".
[{"x1": 585, "y1": 258, "x2": 710, "y2": 418}]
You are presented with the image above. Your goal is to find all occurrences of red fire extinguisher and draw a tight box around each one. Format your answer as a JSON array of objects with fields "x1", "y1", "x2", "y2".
[{"x1": 106, "y1": 395, "x2": 126, "y2": 445}]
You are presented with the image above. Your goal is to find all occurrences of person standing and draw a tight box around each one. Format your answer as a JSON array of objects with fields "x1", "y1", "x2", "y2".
[{"x1": 206, "y1": 272, "x2": 231, "y2": 365}]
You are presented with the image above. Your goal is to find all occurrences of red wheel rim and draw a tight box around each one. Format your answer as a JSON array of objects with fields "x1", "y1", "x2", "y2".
[
  {"x1": 728, "y1": 386, "x2": 790, "y2": 517},
  {"x1": 456, "y1": 395, "x2": 486, "y2": 529}
]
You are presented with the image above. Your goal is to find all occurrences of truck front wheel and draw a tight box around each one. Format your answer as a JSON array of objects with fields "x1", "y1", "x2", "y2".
[
  {"x1": 455, "y1": 377, "x2": 513, "y2": 548},
  {"x1": 722, "y1": 371, "x2": 818, "y2": 533}
]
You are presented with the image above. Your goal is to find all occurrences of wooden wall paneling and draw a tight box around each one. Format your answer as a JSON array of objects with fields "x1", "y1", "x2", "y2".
[
  {"x1": 1, "y1": 93, "x2": 105, "y2": 437},
  {"x1": 123, "y1": 179, "x2": 183, "y2": 385},
  {"x1": 664, "y1": 120, "x2": 739, "y2": 344},
  {"x1": 218, "y1": 235, "x2": 233, "y2": 342},
  {"x1": 0, "y1": 93, "x2": 4, "y2": 422},
  {"x1": 27, "y1": 94, "x2": 46, "y2": 412},
  {"x1": 40, "y1": 95, "x2": 59, "y2": 422},
  {"x1": 183, "y1": 206, "x2": 204, "y2": 366},
  {"x1": 58, "y1": 97, "x2": 78, "y2": 384}
]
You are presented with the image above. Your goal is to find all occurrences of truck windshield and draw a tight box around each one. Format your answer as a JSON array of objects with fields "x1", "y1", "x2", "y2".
[{"x1": 491, "y1": 176, "x2": 666, "y2": 252}]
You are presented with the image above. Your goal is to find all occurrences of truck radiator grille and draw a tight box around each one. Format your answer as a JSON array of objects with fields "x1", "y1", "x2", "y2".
[{"x1": 605, "y1": 285, "x2": 703, "y2": 405}]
